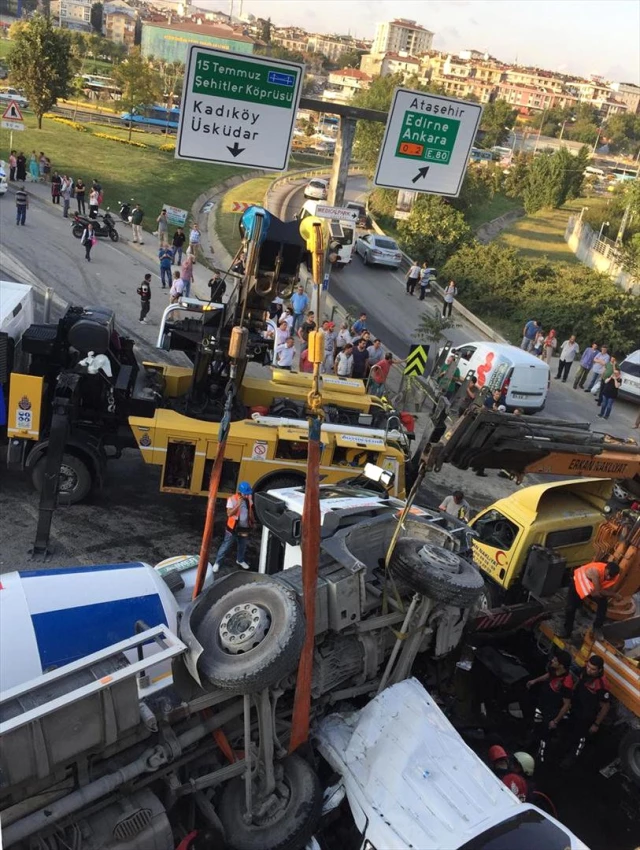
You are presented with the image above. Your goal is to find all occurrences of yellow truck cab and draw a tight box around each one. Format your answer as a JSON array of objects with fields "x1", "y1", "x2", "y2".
[
  {"x1": 469, "y1": 478, "x2": 611, "y2": 602},
  {"x1": 129, "y1": 410, "x2": 408, "y2": 499}
]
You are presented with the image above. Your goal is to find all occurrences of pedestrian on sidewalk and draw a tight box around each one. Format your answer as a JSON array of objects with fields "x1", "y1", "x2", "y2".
[
  {"x1": 51, "y1": 171, "x2": 62, "y2": 205},
  {"x1": 573, "y1": 342, "x2": 598, "y2": 389},
  {"x1": 43, "y1": 157, "x2": 51, "y2": 182},
  {"x1": 419, "y1": 263, "x2": 434, "y2": 300},
  {"x1": 188, "y1": 223, "x2": 201, "y2": 255},
  {"x1": 38, "y1": 152, "x2": 46, "y2": 182},
  {"x1": 584, "y1": 345, "x2": 609, "y2": 392},
  {"x1": 137, "y1": 274, "x2": 152, "y2": 323},
  {"x1": 16, "y1": 152, "x2": 26, "y2": 182},
  {"x1": 61, "y1": 175, "x2": 73, "y2": 218},
  {"x1": 170, "y1": 271, "x2": 185, "y2": 303},
  {"x1": 156, "y1": 209, "x2": 169, "y2": 245},
  {"x1": 555, "y1": 336, "x2": 580, "y2": 382},
  {"x1": 596, "y1": 356, "x2": 616, "y2": 406},
  {"x1": 172, "y1": 227, "x2": 186, "y2": 265},
  {"x1": 88, "y1": 186, "x2": 100, "y2": 220},
  {"x1": 159, "y1": 244, "x2": 173, "y2": 289},
  {"x1": 442, "y1": 280, "x2": 457, "y2": 317},
  {"x1": 521, "y1": 319, "x2": 541, "y2": 351},
  {"x1": 291, "y1": 285, "x2": 310, "y2": 335},
  {"x1": 75, "y1": 178, "x2": 86, "y2": 215},
  {"x1": 15, "y1": 184, "x2": 28, "y2": 226},
  {"x1": 131, "y1": 203, "x2": 144, "y2": 242},
  {"x1": 297, "y1": 310, "x2": 316, "y2": 348},
  {"x1": 406, "y1": 261, "x2": 421, "y2": 295},
  {"x1": 350, "y1": 312, "x2": 368, "y2": 338},
  {"x1": 181, "y1": 254, "x2": 195, "y2": 298},
  {"x1": 597, "y1": 369, "x2": 622, "y2": 419},
  {"x1": 8, "y1": 150, "x2": 16, "y2": 182},
  {"x1": 321, "y1": 320, "x2": 337, "y2": 373},
  {"x1": 335, "y1": 344, "x2": 354, "y2": 377},
  {"x1": 28, "y1": 150, "x2": 39, "y2": 183},
  {"x1": 335, "y1": 322, "x2": 351, "y2": 356},
  {"x1": 368, "y1": 352, "x2": 399, "y2": 397},
  {"x1": 275, "y1": 337, "x2": 295, "y2": 370},
  {"x1": 351, "y1": 338, "x2": 369, "y2": 381},
  {"x1": 541, "y1": 329, "x2": 557, "y2": 365},
  {"x1": 81, "y1": 221, "x2": 96, "y2": 262}
]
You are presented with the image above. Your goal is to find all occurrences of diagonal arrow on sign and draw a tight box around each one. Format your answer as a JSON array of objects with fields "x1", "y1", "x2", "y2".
[
  {"x1": 412, "y1": 166, "x2": 429, "y2": 184},
  {"x1": 404, "y1": 343, "x2": 429, "y2": 377}
]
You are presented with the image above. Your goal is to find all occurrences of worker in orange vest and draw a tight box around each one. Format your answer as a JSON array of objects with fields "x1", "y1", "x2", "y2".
[
  {"x1": 212, "y1": 481, "x2": 254, "y2": 573},
  {"x1": 560, "y1": 560, "x2": 621, "y2": 638}
]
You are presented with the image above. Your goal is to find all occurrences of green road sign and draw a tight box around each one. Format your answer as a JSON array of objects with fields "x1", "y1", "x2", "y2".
[
  {"x1": 375, "y1": 88, "x2": 483, "y2": 197},
  {"x1": 176, "y1": 46, "x2": 304, "y2": 171}
]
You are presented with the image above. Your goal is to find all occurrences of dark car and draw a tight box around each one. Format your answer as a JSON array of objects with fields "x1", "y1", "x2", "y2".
[{"x1": 346, "y1": 201, "x2": 371, "y2": 229}]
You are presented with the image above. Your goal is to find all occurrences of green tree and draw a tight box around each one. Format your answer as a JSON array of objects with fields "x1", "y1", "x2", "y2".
[
  {"x1": 503, "y1": 151, "x2": 533, "y2": 198},
  {"x1": 260, "y1": 17, "x2": 272, "y2": 44},
  {"x1": 479, "y1": 99, "x2": 518, "y2": 147},
  {"x1": 398, "y1": 195, "x2": 470, "y2": 266},
  {"x1": 604, "y1": 113, "x2": 640, "y2": 156},
  {"x1": 335, "y1": 49, "x2": 364, "y2": 69},
  {"x1": 521, "y1": 147, "x2": 586, "y2": 214},
  {"x1": 8, "y1": 14, "x2": 74, "y2": 129},
  {"x1": 113, "y1": 48, "x2": 162, "y2": 140},
  {"x1": 91, "y1": 2, "x2": 103, "y2": 33}
]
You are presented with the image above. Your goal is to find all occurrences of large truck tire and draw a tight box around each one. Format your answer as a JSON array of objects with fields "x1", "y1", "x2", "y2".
[
  {"x1": 619, "y1": 729, "x2": 640, "y2": 786},
  {"x1": 389, "y1": 538, "x2": 484, "y2": 607},
  {"x1": 219, "y1": 754, "x2": 322, "y2": 850},
  {"x1": 195, "y1": 580, "x2": 304, "y2": 693},
  {"x1": 31, "y1": 451, "x2": 93, "y2": 504}
]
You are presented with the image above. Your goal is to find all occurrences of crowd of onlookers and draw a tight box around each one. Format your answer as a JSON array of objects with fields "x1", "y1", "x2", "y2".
[
  {"x1": 521, "y1": 319, "x2": 624, "y2": 421},
  {"x1": 264, "y1": 290, "x2": 402, "y2": 397}
]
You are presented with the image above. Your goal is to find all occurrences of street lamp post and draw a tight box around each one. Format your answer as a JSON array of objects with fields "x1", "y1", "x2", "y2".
[{"x1": 598, "y1": 221, "x2": 610, "y2": 240}]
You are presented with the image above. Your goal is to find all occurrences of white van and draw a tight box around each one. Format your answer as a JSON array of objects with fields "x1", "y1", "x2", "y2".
[
  {"x1": 299, "y1": 199, "x2": 356, "y2": 266},
  {"x1": 450, "y1": 341, "x2": 550, "y2": 412},
  {"x1": 618, "y1": 349, "x2": 640, "y2": 404}
]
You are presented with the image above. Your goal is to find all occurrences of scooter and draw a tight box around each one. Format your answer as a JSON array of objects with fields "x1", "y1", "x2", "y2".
[
  {"x1": 118, "y1": 198, "x2": 134, "y2": 223},
  {"x1": 71, "y1": 210, "x2": 119, "y2": 242}
]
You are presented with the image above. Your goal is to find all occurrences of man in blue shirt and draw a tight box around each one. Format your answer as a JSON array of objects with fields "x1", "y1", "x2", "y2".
[
  {"x1": 521, "y1": 319, "x2": 540, "y2": 351},
  {"x1": 572, "y1": 342, "x2": 599, "y2": 390},
  {"x1": 350, "y1": 312, "x2": 368, "y2": 337},
  {"x1": 290, "y1": 285, "x2": 310, "y2": 335},
  {"x1": 159, "y1": 244, "x2": 173, "y2": 289}
]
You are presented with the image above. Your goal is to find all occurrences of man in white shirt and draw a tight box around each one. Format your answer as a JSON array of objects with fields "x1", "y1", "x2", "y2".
[
  {"x1": 406, "y1": 262, "x2": 421, "y2": 296},
  {"x1": 275, "y1": 337, "x2": 295, "y2": 370},
  {"x1": 555, "y1": 336, "x2": 580, "y2": 383},
  {"x1": 439, "y1": 490, "x2": 470, "y2": 521},
  {"x1": 335, "y1": 343, "x2": 354, "y2": 377}
]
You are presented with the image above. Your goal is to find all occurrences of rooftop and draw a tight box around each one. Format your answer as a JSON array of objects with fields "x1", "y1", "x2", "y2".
[
  {"x1": 389, "y1": 18, "x2": 434, "y2": 34},
  {"x1": 142, "y1": 19, "x2": 255, "y2": 42},
  {"x1": 330, "y1": 68, "x2": 373, "y2": 80}
]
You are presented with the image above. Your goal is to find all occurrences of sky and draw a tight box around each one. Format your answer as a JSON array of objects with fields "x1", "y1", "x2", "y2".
[{"x1": 203, "y1": 0, "x2": 640, "y2": 84}]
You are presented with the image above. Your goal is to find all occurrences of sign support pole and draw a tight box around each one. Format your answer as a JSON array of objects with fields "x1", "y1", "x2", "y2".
[{"x1": 328, "y1": 116, "x2": 357, "y2": 208}]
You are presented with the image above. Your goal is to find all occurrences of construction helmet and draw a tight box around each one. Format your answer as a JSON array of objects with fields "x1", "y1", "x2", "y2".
[
  {"x1": 513, "y1": 751, "x2": 535, "y2": 776},
  {"x1": 488, "y1": 745, "x2": 508, "y2": 763},
  {"x1": 238, "y1": 481, "x2": 253, "y2": 496}
]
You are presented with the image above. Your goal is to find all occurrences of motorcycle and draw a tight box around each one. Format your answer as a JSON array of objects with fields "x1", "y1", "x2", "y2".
[
  {"x1": 118, "y1": 198, "x2": 134, "y2": 223},
  {"x1": 71, "y1": 211, "x2": 119, "y2": 242}
]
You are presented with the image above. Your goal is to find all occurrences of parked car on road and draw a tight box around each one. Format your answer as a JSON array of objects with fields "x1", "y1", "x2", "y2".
[
  {"x1": 618, "y1": 349, "x2": 640, "y2": 404},
  {"x1": 0, "y1": 87, "x2": 29, "y2": 109},
  {"x1": 355, "y1": 233, "x2": 403, "y2": 269},
  {"x1": 0, "y1": 163, "x2": 8, "y2": 197},
  {"x1": 304, "y1": 178, "x2": 329, "y2": 200}
]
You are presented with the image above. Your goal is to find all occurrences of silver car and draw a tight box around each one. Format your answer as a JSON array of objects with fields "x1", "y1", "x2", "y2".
[{"x1": 355, "y1": 233, "x2": 403, "y2": 269}]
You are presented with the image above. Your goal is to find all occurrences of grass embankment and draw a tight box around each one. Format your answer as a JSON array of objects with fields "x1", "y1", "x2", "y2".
[
  {"x1": 465, "y1": 193, "x2": 522, "y2": 229},
  {"x1": 0, "y1": 114, "x2": 241, "y2": 223},
  {"x1": 497, "y1": 199, "x2": 584, "y2": 263},
  {"x1": 215, "y1": 177, "x2": 275, "y2": 255}
]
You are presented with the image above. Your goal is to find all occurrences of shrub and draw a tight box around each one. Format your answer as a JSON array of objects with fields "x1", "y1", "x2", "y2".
[
  {"x1": 92, "y1": 132, "x2": 147, "y2": 149},
  {"x1": 159, "y1": 142, "x2": 176, "y2": 152},
  {"x1": 43, "y1": 114, "x2": 87, "y2": 132}
]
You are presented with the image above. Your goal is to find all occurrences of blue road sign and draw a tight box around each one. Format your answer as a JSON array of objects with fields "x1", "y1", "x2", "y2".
[
  {"x1": 268, "y1": 71, "x2": 295, "y2": 87},
  {"x1": 322, "y1": 273, "x2": 330, "y2": 292}
]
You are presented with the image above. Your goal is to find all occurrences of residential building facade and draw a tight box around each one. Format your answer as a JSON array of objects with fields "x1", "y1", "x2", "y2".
[
  {"x1": 306, "y1": 34, "x2": 356, "y2": 63},
  {"x1": 104, "y1": 9, "x2": 137, "y2": 46},
  {"x1": 372, "y1": 19, "x2": 433, "y2": 56},
  {"x1": 50, "y1": 0, "x2": 92, "y2": 31},
  {"x1": 323, "y1": 68, "x2": 371, "y2": 103}
]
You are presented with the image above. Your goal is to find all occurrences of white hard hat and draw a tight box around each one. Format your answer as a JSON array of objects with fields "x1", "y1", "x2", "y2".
[{"x1": 513, "y1": 751, "x2": 535, "y2": 776}]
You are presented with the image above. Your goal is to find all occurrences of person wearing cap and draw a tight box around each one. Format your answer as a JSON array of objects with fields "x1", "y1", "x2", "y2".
[
  {"x1": 526, "y1": 650, "x2": 574, "y2": 762},
  {"x1": 487, "y1": 745, "x2": 510, "y2": 778},
  {"x1": 212, "y1": 481, "x2": 254, "y2": 573},
  {"x1": 560, "y1": 560, "x2": 621, "y2": 638},
  {"x1": 563, "y1": 655, "x2": 611, "y2": 762}
]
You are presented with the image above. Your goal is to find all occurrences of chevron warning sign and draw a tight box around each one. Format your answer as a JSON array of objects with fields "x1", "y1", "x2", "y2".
[{"x1": 404, "y1": 344, "x2": 429, "y2": 376}]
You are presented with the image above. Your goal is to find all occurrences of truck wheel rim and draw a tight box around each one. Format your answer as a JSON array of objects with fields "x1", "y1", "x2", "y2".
[
  {"x1": 59, "y1": 464, "x2": 78, "y2": 493},
  {"x1": 419, "y1": 543, "x2": 461, "y2": 573},
  {"x1": 219, "y1": 603, "x2": 270, "y2": 654}
]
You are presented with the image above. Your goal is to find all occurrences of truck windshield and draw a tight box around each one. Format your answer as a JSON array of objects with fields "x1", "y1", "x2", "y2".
[
  {"x1": 459, "y1": 810, "x2": 576, "y2": 850},
  {"x1": 473, "y1": 510, "x2": 519, "y2": 550}
]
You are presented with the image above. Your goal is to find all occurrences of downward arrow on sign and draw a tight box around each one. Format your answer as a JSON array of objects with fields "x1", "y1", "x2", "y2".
[
  {"x1": 412, "y1": 166, "x2": 430, "y2": 184},
  {"x1": 227, "y1": 142, "x2": 245, "y2": 157}
]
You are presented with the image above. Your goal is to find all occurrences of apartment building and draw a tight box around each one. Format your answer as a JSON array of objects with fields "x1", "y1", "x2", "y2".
[
  {"x1": 272, "y1": 28, "x2": 309, "y2": 54},
  {"x1": 372, "y1": 19, "x2": 433, "y2": 56},
  {"x1": 322, "y1": 68, "x2": 372, "y2": 104},
  {"x1": 104, "y1": 8, "x2": 137, "y2": 46},
  {"x1": 307, "y1": 34, "x2": 355, "y2": 63},
  {"x1": 504, "y1": 66, "x2": 565, "y2": 93},
  {"x1": 50, "y1": 0, "x2": 92, "y2": 31},
  {"x1": 609, "y1": 82, "x2": 640, "y2": 115}
]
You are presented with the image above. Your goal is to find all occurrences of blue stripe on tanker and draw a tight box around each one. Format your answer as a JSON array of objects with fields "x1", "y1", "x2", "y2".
[
  {"x1": 19, "y1": 562, "x2": 146, "y2": 578},
  {"x1": 31, "y1": 594, "x2": 167, "y2": 670}
]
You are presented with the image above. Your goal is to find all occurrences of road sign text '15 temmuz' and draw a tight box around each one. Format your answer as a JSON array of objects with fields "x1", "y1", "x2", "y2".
[{"x1": 176, "y1": 46, "x2": 304, "y2": 172}]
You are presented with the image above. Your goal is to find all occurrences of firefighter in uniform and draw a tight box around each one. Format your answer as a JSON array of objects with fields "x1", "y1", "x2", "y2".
[
  {"x1": 525, "y1": 649, "x2": 574, "y2": 763},
  {"x1": 212, "y1": 481, "x2": 254, "y2": 573},
  {"x1": 560, "y1": 560, "x2": 621, "y2": 638}
]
